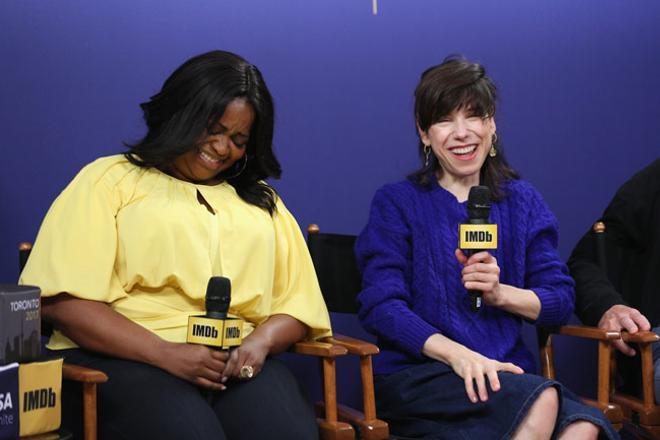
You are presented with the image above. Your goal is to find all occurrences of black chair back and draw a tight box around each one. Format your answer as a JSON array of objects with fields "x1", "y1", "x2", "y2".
[{"x1": 307, "y1": 231, "x2": 361, "y2": 314}]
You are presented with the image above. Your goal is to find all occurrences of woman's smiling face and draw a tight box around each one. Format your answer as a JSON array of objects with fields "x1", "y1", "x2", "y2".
[
  {"x1": 419, "y1": 107, "x2": 496, "y2": 185},
  {"x1": 170, "y1": 98, "x2": 254, "y2": 184}
]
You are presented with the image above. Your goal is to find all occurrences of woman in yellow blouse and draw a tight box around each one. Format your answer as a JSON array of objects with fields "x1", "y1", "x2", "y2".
[{"x1": 20, "y1": 50, "x2": 331, "y2": 440}]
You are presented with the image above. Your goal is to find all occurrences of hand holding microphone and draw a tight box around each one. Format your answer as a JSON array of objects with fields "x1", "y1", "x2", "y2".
[
  {"x1": 187, "y1": 277, "x2": 244, "y2": 350},
  {"x1": 455, "y1": 249, "x2": 503, "y2": 308},
  {"x1": 457, "y1": 186, "x2": 499, "y2": 311},
  {"x1": 186, "y1": 277, "x2": 250, "y2": 391}
]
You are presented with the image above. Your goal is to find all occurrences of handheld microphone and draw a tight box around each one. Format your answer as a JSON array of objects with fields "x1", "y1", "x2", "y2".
[
  {"x1": 459, "y1": 186, "x2": 498, "y2": 311},
  {"x1": 187, "y1": 277, "x2": 243, "y2": 350}
]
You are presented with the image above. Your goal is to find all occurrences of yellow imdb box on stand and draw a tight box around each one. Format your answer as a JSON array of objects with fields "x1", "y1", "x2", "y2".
[
  {"x1": 459, "y1": 224, "x2": 498, "y2": 249},
  {"x1": 19, "y1": 357, "x2": 63, "y2": 437}
]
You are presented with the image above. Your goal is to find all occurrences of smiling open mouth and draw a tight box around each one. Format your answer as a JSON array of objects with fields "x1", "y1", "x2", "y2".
[
  {"x1": 450, "y1": 145, "x2": 477, "y2": 155},
  {"x1": 197, "y1": 149, "x2": 227, "y2": 171}
]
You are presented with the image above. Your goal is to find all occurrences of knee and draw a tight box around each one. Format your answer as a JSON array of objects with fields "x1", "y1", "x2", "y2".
[
  {"x1": 533, "y1": 387, "x2": 559, "y2": 417},
  {"x1": 558, "y1": 420, "x2": 599, "y2": 440}
]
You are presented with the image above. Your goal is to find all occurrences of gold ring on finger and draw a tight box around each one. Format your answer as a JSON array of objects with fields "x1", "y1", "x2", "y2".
[{"x1": 239, "y1": 365, "x2": 254, "y2": 379}]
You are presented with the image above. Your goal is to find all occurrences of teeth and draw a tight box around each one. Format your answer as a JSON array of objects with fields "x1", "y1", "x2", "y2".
[
  {"x1": 451, "y1": 145, "x2": 477, "y2": 155},
  {"x1": 200, "y1": 151, "x2": 220, "y2": 163}
]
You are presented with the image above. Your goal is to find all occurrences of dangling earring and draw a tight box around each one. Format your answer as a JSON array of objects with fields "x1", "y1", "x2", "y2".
[
  {"x1": 489, "y1": 133, "x2": 498, "y2": 158},
  {"x1": 224, "y1": 154, "x2": 248, "y2": 179},
  {"x1": 423, "y1": 144, "x2": 431, "y2": 167}
]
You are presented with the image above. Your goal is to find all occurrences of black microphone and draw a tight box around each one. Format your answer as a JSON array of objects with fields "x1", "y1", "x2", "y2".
[
  {"x1": 205, "y1": 277, "x2": 231, "y2": 321},
  {"x1": 459, "y1": 186, "x2": 497, "y2": 311},
  {"x1": 187, "y1": 277, "x2": 243, "y2": 350}
]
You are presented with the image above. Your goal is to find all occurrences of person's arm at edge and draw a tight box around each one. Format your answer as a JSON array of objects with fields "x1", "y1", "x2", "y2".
[
  {"x1": 43, "y1": 293, "x2": 228, "y2": 390},
  {"x1": 568, "y1": 228, "x2": 625, "y2": 326}
]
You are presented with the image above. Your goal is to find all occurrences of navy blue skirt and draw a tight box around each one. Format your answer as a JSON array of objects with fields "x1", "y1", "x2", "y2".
[{"x1": 374, "y1": 362, "x2": 619, "y2": 439}]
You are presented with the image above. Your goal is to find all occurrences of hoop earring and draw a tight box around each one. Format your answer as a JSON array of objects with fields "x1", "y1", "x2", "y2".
[
  {"x1": 224, "y1": 154, "x2": 248, "y2": 179},
  {"x1": 489, "y1": 133, "x2": 498, "y2": 158},
  {"x1": 423, "y1": 144, "x2": 431, "y2": 167}
]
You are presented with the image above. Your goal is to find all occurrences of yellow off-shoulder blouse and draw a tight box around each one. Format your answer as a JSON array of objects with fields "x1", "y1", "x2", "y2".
[{"x1": 20, "y1": 155, "x2": 332, "y2": 349}]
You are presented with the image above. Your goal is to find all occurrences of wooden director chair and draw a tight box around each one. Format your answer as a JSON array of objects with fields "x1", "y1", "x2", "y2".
[
  {"x1": 537, "y1": 221, "x2": 660, "y2": 438},
  {"x1": 306, "y1": 225, "x2": 389, "y2": 440},
  {"x1": 19, "y1": 241, "x2": 373, "y2": 440}
]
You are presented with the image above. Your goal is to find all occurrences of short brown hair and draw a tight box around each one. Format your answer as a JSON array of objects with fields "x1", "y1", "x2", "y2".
[{"x1": 410, "y1": 55, "x2": 518, "y2": 200}]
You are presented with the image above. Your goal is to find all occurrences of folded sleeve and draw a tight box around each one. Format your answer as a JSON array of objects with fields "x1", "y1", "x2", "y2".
[
  {"x1": 270, "y1": 199, "x2": 332, "y2": 340},
  {"x1": 523, "y1": 188, "x2": 575, "y2": 326},
  {"x1": 19, "y1": 158, "x2": 126, "y2": 303},
  {"x1": 355, "y1": 188, "x2": 439, "y2": 359}
]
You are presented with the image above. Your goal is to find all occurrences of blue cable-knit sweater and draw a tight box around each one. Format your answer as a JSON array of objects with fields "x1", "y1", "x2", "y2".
[{"x1": 355, "y1": 178, "x2": 575, "y2": 375}]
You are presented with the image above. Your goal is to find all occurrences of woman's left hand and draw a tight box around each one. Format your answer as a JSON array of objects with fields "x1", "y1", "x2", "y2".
[
  {"x1": 455, "y1": 249, "x2": 504, "y2": 307},
  {"x1": 222, "y1": 333, "x2": 270, "y2": 381}
]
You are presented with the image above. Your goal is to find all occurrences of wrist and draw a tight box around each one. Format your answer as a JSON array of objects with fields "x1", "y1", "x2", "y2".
[
  {"x1": 146, "y1": 338, "x2": 171, "y2": 369},
  {"x1": 244, "y1": 330, "x2": 273, "y2": 354},
  {"x1": 444, "y1": 341, "x2": 472, "y2": 366},
  {"x1": 423, "y1": 333, "x2": 468, "y2": 365},
  {"x1": 493, "y1": 284, "x2": 510, "y2": 308}
]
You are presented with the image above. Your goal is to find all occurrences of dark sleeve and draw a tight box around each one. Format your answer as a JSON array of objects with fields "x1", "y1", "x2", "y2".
[
  {"x1": 568, "y1": 176, "x2": 647, "y2": 326},
  {"x1": 568, "y1": 227, "x2": 626, "y2": 326},
  {"x1": 355, "y1": 187, "x2": 439, "y2": 359}
]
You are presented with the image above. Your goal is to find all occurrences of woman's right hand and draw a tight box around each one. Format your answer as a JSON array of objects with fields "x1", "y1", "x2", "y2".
[
  {"x1": 448, "y1": 345, "x2": 524, "y2": 403},
  {"x1": 423, "y1": 333, "x2": 524, "y2": 403},
  {"x1": 158, "y1": 342, "x2": 229, "y2": 391}
]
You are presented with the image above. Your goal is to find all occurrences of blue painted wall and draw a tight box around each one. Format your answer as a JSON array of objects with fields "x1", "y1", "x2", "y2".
[{"x1": 2, "y1": 0, "x2": 659, "y2": 407}]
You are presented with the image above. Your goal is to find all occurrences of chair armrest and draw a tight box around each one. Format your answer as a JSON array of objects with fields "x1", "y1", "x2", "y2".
[
  {"x1": 553, "y1": 325, "x2": 621, "y2": 341},
  {"x1": 621, "y1": 330, "x2": 660, "y2": 344},
  {"x1": 291, "y1": 340, "x2": 348, "y2": 357},
  {"x1": 63, "y1": 363, "x2": 108, "y2": 383},
  {"x1": 321, "y1": 334, "x2": 379, "y2": 356}
]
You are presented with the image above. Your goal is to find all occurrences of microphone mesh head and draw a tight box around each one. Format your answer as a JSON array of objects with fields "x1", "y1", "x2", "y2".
[
  {"x1": 467, "y1": 185, "x2": 492, "y2": 221},
  {"x1": 205, "y1": 276, "x2": 231, "y2": 315}
]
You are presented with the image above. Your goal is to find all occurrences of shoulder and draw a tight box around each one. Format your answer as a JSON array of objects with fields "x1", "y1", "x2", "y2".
[
  {"x1": 61, "y1": 155, "x2": 150, "y2": 209},
  {"x1": 502, "y1": 178, "x2": 540, "y2": 199},
  {"x1": 615, "y1": 158, "x2": 660, "y2": 201},
  {"x1": 500, "y1": 179, "x2": 559, "y2": 230},
  {"x1": 499, "y1": 179, "x2": 548, "y2": 209},
  {"x1": 372, "y1": 179, "x2": 424, "y2": 206},
  {"x1": 74, "y1": 154, "x2": 142, "y2": 189}
]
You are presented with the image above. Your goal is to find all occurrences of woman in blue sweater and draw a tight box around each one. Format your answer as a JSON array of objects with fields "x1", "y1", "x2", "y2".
[{"x1": 355, "y1": 57, "x2": 617, "y2": 439}]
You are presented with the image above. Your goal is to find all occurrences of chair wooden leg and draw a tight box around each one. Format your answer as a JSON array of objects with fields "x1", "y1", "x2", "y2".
[
  {"x1": 360, "y1": 356, "x2": 376, "y2": 422},
  {"x1": 317, "y1": 420, "x2": 356, "y2": 440},
  {"x1": 640, "y1": 343, "x2": 655, "y2": 410},
  {"x1": 323, "y1": 357, "x2": 338, "y2": 424},
  {"x1": 319, "y1": 357, "x2": 355, "y2": 439},
  {"x1": 358, "y1": 356, "x2": 388, "y2": 440},
  {"x1": 598, "y1": 340, "x2": 612, "y2": 405},
  {"x1": 537, "y1": 330, "x2": 555, "y2": 380},
  {"x1": 82, "y1": 382, "x2": 97, "y2": 440}
]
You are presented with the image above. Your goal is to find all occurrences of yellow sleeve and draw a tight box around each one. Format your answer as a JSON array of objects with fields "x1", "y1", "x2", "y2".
[
  {"x1": 20, "y1": 157, "x2": 126, "y2": 303},
  {"x1": 271, "y1": 200, "x2": 332, "y2": 340}
]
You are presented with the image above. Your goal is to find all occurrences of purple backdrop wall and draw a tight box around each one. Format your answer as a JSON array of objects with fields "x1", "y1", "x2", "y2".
[{"x1": 2, "y1": 0, "x2": 659, "y2": 408}]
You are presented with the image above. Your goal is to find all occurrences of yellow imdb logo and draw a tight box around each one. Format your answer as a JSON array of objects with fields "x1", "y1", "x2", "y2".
[
  {"x1": 187, "y1": 316, "x2": 243, "y2": 348},
  {"x1": 19, "y1": 358, "x2": 62, "y2": 437},
  {"x1": 459, "y1": 224, "x2": 498, "y2": 249}
]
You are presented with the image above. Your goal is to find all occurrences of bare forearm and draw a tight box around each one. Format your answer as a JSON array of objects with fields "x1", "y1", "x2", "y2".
[
  {"x1": 43, "y1": 293, "x2": 166, "y2": 366},
  {"x1": 422, "y1": 332, "x2": 469, "y2": 364},
  {"x1": 248, "y1": 314, "x2": 308, "y2": 355},
  {"x1": 496, "y1": 284, "x2": 541, "y2": 321}
]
